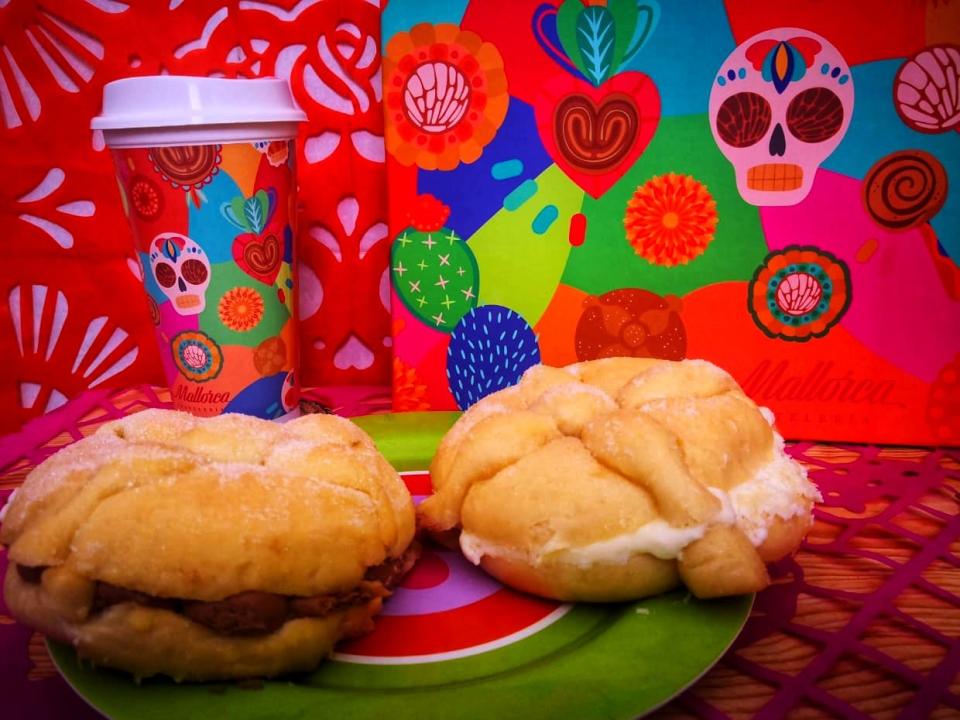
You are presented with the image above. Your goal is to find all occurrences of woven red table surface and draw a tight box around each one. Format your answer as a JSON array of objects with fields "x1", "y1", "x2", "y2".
[{"x1": 0, "y1": 387, "x2": 957, "y2": 719}]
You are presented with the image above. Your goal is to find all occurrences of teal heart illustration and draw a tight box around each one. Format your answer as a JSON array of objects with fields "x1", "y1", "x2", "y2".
[{"x1": 221, "y1": 188, "x2": 277, "y2": 234}]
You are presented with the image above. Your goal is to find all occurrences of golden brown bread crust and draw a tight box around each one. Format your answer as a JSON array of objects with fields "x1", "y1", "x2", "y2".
[
  {"x1": 0, "y1": 409, "x2": 415, "y2": 680},
  {"x1": 419, "y1": 358, "x2": 818, "y2": 602},
  {"x1": 3, "y1": 568, "x2": 380, "y2": 682},
  {"x1": 756, "y1": 512, "x2": 813, "y2": 563},
  {"x1": 479, "y1": 551, "x2": 679, "y2": 603}
]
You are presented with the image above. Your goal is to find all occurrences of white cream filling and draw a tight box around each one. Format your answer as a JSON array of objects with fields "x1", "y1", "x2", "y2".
[
  {"x1": 460, "y1": 531, "x2": 521, "y2": 566},
  {"x1": 727, "y1": 432, "x2": 821, "y2": 545},
  {"x1": 460, "y1": 488, "x2": 737, "y2": 567},
  {"x1": 460, "y1": 432, "x2": 819, "y2": 566},
  {"x1": 759, "y1": 406, "x2": 777, "y2": 426},
  {"x1": 558, "y1": 521, "x2": 706, "y2": 565}
]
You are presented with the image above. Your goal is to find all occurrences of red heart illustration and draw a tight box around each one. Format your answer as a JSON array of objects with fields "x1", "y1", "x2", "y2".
[
  {"x1": 534, "y1": 72, "x2": 661, "y2": 199},
  {"x1": 233, "y1": 232, "x2": 281, "y2": 285}
]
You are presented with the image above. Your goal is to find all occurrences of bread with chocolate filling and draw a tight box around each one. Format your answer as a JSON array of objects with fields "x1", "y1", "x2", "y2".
[
  {"x1": 418, "y1": 358, "x2": 819, "y2": 602},
  {"x1": 0, "y1": 409, "x2": 417, "y2": 681}
]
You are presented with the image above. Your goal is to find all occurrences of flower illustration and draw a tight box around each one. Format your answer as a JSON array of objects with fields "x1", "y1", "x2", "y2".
[
  {"x1": 129, "y1": 175, "x2": 163, "y2": 221},
  {"x1": 384, "y1": 23, "x2": 509, "y2": 170},
  {"x1": 254, "y1": 336, "x2": 288, "y2": 377},
  {"x1": 172, "y1": 330, "x2": 223, "y2": 382},
  {"x1": 405, "y1": 193, "x2": 451, "y2": 231},
  {"x1": 393, "y1": 357, "x2": 431, "y2": 411},
  {"x1": 748, "y1": 246, "x2": 851, "y2": 341},
  {"x1": 218, "y1": 287, "x2": 265, "y2": 332},
  {"x1": 624, "y1": 173, "x2": 719, "y2": 266}
]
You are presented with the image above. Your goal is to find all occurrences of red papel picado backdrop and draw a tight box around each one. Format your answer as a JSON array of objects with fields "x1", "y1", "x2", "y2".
[{"x1": 0, "y1": 0, "x2": 390, "y2": 434}]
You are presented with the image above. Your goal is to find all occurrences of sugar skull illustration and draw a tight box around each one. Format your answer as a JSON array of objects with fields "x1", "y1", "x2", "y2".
[
  {"x1": 709, "y1": 28, "x2": 854, "y2": 206},
  {"x1": 253, "y1": 139, "x2": 290, "y2": 167},
  {"x1": 149, "y1": 233, "x2": 210, "y2": 315}
]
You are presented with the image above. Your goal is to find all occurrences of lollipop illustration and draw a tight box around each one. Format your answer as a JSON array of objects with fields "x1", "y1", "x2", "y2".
[
  {"x1": 861, "y1": 149, "x2": 956, "y2": 297},
  {"x1": 862, "y1": 150, "x2": 948, "y2": 231}
]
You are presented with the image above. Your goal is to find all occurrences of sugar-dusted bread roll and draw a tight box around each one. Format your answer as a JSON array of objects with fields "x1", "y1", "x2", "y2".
[
  {"x1": 0, "y1": 409, "x2": 417, "y2": 681},
  {"x1": 419, "y1": 358, "x2": 819, "y2": 601}
]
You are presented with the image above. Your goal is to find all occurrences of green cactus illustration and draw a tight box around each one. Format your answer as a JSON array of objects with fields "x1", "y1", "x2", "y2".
[{"x1": 392, "y1": 195, "x2": 479, "y2": 332}]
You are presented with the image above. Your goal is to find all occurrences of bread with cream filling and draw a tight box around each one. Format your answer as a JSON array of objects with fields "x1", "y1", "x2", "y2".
[{"x1": 419, "y1": 358, "x2": 819, "y2": 601}]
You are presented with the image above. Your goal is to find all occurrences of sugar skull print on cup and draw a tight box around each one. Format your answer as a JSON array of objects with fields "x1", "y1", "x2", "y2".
[
  {"x1": 149, "y1": 232, "x2": 211, "y2": 316},
  {"x1": 709, "y1": 28, "x2": 854, "y2": 207}
]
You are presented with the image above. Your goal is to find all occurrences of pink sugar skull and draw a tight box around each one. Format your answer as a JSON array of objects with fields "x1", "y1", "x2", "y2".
[
  {"x1": 709, "y1": 28, "x2": 854, "y2": 206},
  {"x1": 149, "y1": 232, "x2": 210, "y2": 316}
]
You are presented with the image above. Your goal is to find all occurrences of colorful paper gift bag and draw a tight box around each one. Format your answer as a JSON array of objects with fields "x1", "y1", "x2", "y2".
[{"x1": 384, "y1": 0, "x2": 959, "y2": 445}]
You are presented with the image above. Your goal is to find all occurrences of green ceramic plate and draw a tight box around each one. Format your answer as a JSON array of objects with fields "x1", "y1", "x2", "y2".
[{"x1": 51, "y1": 411, "x2": 752, "y2": 720}]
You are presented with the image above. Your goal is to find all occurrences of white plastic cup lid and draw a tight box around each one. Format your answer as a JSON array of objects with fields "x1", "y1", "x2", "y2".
[{"x1": 92, "y1": 76, "x2": 307, "y2": 130}]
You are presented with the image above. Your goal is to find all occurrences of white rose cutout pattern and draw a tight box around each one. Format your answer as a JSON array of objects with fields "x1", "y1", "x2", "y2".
[{"x1": 1, "y1": 0, "x2": 392, "y2": 433}]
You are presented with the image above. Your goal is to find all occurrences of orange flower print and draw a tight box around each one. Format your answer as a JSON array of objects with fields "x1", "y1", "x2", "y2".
[
  {"x1": 393, "y1": 357, "x2": 431, "y2": 412},
  {"x1": 384, "y1": 23, "x2": 509, "y2": 170},
  {"x1": 624, "y1": 173, "x2": 719, "y2": 266},
  {"x1": 218, "y1": 287, "x2": 264, "y2": 332}
]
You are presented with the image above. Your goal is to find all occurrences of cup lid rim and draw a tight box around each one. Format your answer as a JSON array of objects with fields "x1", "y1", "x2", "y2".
[{"x1": 92, "y1": 75, "x2": 308, "y2": 130}]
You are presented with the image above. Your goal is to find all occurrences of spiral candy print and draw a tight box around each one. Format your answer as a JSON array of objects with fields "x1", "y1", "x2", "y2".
[{"x1": 862, "y1": 150, "x2": 948, "y2": 230}]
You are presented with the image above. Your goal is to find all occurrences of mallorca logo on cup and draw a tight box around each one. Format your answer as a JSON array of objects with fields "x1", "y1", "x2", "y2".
[{"x1": 114, "y1": 139, "x2": 299, "y2": 419}]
